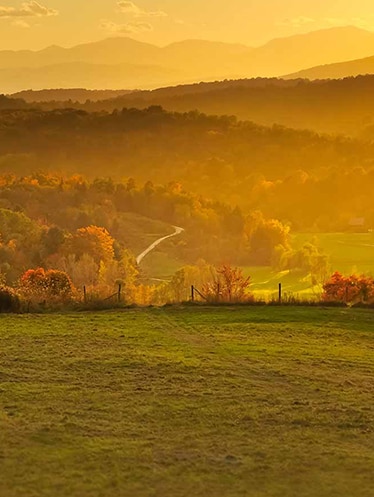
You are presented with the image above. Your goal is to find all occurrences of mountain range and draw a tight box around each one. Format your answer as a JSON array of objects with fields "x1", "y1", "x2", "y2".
[{"x1": 2, "y1": 26, "x2": 374, "y2": 93}]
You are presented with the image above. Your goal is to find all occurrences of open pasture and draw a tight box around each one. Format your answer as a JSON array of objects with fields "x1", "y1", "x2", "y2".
[
  {"x1": 293, "y1": 232, "x2": 374, "y2": 276},
  {"x1": 0, "y1": 306, "x2": 373, "y2": 497},
  {"x1": 243, "y1": 232, "x2": 374, "y2": 299}
]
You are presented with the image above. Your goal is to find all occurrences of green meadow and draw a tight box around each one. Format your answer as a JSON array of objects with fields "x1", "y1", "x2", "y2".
[
  {"x1": 293, "y1": 232, "x2": 374, "y2": 275},
  {"x1": 1, "y1": 306, "x2": 373, "y2": 497},
  {"x1": 141, "y1": 228, "x2": 374, "y2": 300},
  {"x1": 141, "y1": 232, "x2": 374, "y2": 299},
  {"x1": 248, "y1": 232, "x2": 374, "y2": 299}
]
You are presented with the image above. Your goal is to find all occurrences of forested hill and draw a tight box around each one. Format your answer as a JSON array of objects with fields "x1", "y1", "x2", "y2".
[
  {"x1": 34, "y1": 75, "x2": 374, "y2": 136},
  {"x1": 1, "y1": 106, "x2": 374, "y2": 231},
  {"x1": 0, "y1": 94, "x2": 30, "y2": 110},
  {"x1": 0, "y1": 105, "x2": 371, "y2": 180},
  {"x1": 10, "y1": 89, "x2": 135, "y2": 103}
]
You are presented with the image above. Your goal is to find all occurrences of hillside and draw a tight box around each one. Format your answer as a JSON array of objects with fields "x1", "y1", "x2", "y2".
[
  {"x1": 11, "y1": 89, "x2": 135, "y2": 103},
  {"x1": 3, "y1": 27, "x2": 374, "y2": 92},
  {"x1": 0, "y1": 94, "x2": 29, "y2": 109},
  {"x1": 286, "y1": 54, "x2": 374, "y2": 80},
  {"x1": 0, "y1": 62, "x2": 182, "y2": 94},
  {"x1": 249, "y1": 26, "x2": 374, "y2": 76},
  {"x1": 58, "y1": 75, "x2": 374, "y2": 135},
  {"x1": 0, "y1": 106, "x2": 374, "y2": 232},
  {"x1": 0, "y1": 37, "x2": 251, "y2": 93}
]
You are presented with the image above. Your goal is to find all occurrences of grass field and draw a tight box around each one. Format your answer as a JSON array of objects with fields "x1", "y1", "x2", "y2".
[
  {"x1": 242, "y1": 233, "x2": 374, "y2": 299},
  {"x1": 293, "y1": 232, "x2": 374, "y2": 276},
  {"x1": 114, "y1": 212, "x2": 172, "y2": 257},
  {"x1": 1, "y1": 306, "x2": 373, "y2": 497},
  {"x1": 139, "y1": 231, "x2": 374, "y2": 298}
]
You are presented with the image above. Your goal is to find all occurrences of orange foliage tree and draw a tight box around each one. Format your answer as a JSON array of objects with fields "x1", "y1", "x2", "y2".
[
  {"x1": 20, "y1": 268, "x2": 75, "y2": 301},
  {"x1": 69, "y1": 226, "x2": 114, "y2": 263},
  {"x1": 322, "y1": 272, "x2": 374, "y2": 304},
  {"x1": 203, "y1": 264, "x2": 252, "y2": 303}
]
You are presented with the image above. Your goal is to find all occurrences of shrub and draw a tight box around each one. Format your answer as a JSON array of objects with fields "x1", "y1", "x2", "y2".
[
  {"x1": 202, "y1": 264, "x2": 253, "y2": 303},
  {"x1": 0, "y1": 286, "x2": 21, "y2": 313},
  {"x1": 322, "y1": 272, "x2": 374, "y2": 305}
]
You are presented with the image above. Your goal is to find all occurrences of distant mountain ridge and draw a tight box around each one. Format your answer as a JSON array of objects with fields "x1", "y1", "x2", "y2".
[
  {"x1": 2, "y1": 26, "x2": 374, "y2": 92},
  {"x1": 0, "y1": 61, "x2": 182, "y2": 94},
  {"x1": 285, "y1": 54, "x2": 374, "y2": 80}
]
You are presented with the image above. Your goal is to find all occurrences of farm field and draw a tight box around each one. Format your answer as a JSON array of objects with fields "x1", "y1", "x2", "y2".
[
  {"x1": 293, "y1": 232, "x2": 374, "y2": 276},
  {"x1": 250, "y1": 232, "x2": 374, "y2": 299},
  {"x1": 139, "y1": 231, "x2": 374, "y2": 299},
  {"x1": 242, "y1": 233, "x2": 374, "y2": 300},
  {"x1": 0, "y1": 306, "x2": 373, "y2": 497}
]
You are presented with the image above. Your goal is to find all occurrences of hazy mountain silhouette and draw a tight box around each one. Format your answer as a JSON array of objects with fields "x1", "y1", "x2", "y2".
[
  {"x1": 0, "y1": 38, "x2": 160, "y2": 69},
  {"x1": 2, "y1": 26, "x2": 374, "y2": 92},
  {"x1": 245, "y1": 26, "x2": 374, "y2": 76},
  {"x1": 285, "y1": 54, "x2": 374, "y2": 80},
  {"x1": 1, "y1": 62, "x2": 183, "y2": 93}
]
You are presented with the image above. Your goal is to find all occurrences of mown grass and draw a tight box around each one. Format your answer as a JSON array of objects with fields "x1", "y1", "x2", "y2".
[
  {"x1": 293, "y1": 232, "x2": 374, "y2": 275},
  {"x1": 141, "y1": 232, "x2": 374, "y2": 298},
  {"x1": 138, "y1": 249, "x2": 185, "y2": 282},
  {"x1": 0, "y1": 306, "x2": 373, "y2": 497},
  {"x1": 241, "y1": 232, "x2": 374, "y2": 299}
]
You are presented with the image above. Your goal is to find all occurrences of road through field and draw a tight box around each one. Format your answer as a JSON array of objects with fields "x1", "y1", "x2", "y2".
[{"x1": 136, "y1": 225, "x2": 184, "y2": 265}]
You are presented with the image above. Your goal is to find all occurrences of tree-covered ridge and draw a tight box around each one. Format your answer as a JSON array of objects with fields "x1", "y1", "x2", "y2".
[
  {"x1": 6, "y1": 75, "x2": 374, "y2": 137},
  {"x1": 0, "y1": 94, "x2": 30, "y2": 110},
  {"x1": 0, "y1": 106, "x2": 373, "y2": 231},
  {"x1": 30, "y1": 75, "x2": 374, "y2": 136}
]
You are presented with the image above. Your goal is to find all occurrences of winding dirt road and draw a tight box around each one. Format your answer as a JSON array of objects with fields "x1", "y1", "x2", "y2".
[{"x1": 136, "y1": 226, "x2": 184, "y2": 265}]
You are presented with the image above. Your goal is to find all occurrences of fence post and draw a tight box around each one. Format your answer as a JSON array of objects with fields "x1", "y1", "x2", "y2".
[
  {"x1": 83, "y1": 285, "x2": 87, "y2": 304},
  {"x1": 278, "y1": 283, "x2": 282, "y2": 304},
  {"x1": 118, "y1": 283, "x2": 122, "y2": 303},
  {"x1": 191, "y1": 285, "x2": 195, "y2": 302}
]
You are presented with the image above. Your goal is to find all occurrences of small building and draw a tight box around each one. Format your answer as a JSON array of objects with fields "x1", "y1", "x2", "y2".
[{"x1": 348, "y1": 217, "x2": 366, "y2": 232}]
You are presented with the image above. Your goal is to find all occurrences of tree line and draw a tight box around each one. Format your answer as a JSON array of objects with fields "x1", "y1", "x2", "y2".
[
  {"x1": 0, "y1": 173, "x2": 332, "y2": 307},
  {"x1": 0, "y1": 105, "x2": 373, "y2": 231},
  {"x1": 29, "y1": 75, "x2": 374, "y2": 136}
]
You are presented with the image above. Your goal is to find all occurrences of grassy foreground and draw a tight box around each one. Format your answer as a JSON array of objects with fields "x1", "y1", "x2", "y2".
[{"x1": 0, "y1": 306, "x2": 373, "y2": 497}]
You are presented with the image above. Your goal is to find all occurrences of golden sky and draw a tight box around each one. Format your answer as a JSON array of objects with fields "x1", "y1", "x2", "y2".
[{"x1": 1, "y1": 0, "x2": 374, "y2": 50}]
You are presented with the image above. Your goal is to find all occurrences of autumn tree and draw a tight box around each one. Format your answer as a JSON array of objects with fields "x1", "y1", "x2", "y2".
[
  {"x1": 98, "y1": 249, "x2": 138, "y2": 300},
  {"x1": 246, "y1": 213, "x2": 290, "y2": 265},
  {"x1": 20, "y1": 268, "x2": 75, "y2": 302},
  {"x1": 41, "y1": 226, "x2": 66, "y2": 257},
  {"x1": 203, "y1": 264, "x2": 252, "y2": 303},
  {"x1": 68, "y1": 225, "x2": 114, "y2": 263},
  {"x1": 273, "y1": 242, "x2": 330, "y2": 287},
  {"x1": 53, "y1": 253, "x2": 99, "y2": 289}
]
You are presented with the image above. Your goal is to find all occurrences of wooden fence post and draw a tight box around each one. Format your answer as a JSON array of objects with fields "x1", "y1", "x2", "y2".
[
  {"x1": 191, "y1": 285, "x2": 195, "y2": 302},
  {"x1": 278, "y1": 283, "x2": 282, "y2": 304},
  {"x1": 83, "y1": 285, "x2": 87, "y2": 304},
  {"x1": 118, "y1": 284, "x2": 122, "y2": 303}
]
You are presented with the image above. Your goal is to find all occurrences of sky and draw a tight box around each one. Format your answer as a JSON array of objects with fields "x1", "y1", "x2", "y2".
[{"x1": 0, "y1": 0, "x2": 374, "y2": 50}]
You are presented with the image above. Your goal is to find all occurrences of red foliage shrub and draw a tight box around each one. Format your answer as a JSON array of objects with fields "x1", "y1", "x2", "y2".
[{"x1": 322, "y1": 272, "x2": 374, "y2": 304}]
